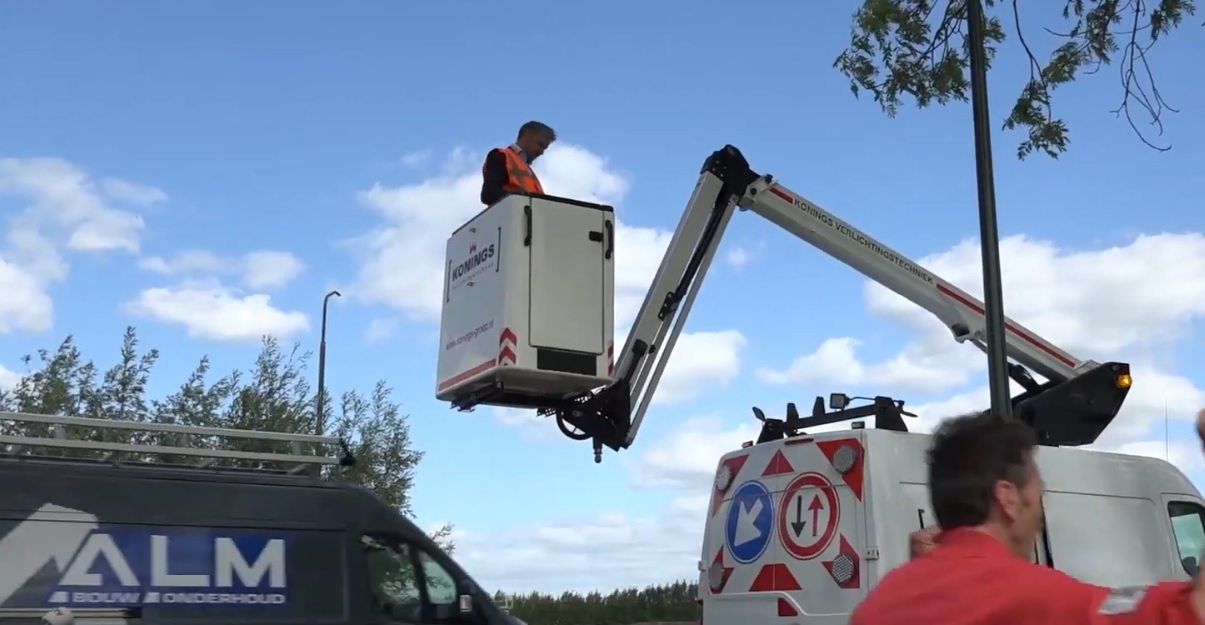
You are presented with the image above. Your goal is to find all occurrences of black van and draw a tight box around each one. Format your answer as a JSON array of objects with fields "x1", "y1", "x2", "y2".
[{"x1": 0, "y1": 411, "x2": 512, "y2": 625}]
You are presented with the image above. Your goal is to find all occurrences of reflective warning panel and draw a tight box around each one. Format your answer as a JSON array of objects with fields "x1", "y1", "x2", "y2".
[{"x1": 724, "y1": 480, "x2": 774, "y2": 564}]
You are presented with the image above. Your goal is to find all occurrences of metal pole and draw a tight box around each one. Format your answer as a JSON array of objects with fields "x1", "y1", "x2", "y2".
[
  {"x1": 966, "y1": 0, "x2": 1012, "y2": 418},
  {"x1": 316, "y1": 290, "x2": 341, "y2": 435}
]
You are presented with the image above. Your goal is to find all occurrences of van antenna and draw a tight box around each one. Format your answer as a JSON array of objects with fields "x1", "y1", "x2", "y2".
[{"x1": 1165, "y1": 396, "x2": 1170, "y2": 462}]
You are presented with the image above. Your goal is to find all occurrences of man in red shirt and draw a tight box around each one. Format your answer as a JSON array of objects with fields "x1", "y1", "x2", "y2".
[{"x1": 851, "y1": 410, "x2": 1205, "y2": 625}]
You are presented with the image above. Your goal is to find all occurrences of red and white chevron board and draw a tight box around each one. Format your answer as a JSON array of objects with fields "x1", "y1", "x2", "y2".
[
  {"x1": 607, "y1": 344, "x2": 614, "y2": 377},
  {"x1": 498, "y1": 327, "x2": 518, "y2": 365}
]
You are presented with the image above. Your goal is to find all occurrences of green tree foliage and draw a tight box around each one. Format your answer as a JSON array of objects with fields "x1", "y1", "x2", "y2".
[
  {"x1": 835, "y1": 0, "x2": 1197, "y2": 159},
  {"x1": 0, "y1": 327, "x2": 452, "y2": 551},
  {"x1": 498, "y1": 581, "x2": 700, "y2": 625}
]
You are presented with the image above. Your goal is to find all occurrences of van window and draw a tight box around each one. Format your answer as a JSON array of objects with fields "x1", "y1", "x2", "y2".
[
  {"x1": 1043, "y1": 491, "x2": 1171, "y2": 586},
  {"x1": 361, "y1": 535, "x2": 458, "y2": 623},
  {"x1": 416, "y1": 549, "x2": 457, "y2": 605},
  {"x1": 1168, "y1": 501, "x2": 1205, "y2": 576}
]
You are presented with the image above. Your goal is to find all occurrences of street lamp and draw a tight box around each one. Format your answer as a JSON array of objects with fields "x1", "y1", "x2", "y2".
[
  {"x1": 316, "y1": 290, "x2": 342, "y2": 435},
  {"x1": 966, "y1": 0, "x2": 1012, "y2": 418}
]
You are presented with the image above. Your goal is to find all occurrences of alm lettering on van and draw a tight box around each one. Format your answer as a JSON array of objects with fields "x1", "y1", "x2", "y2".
[{"x1": 52, "y1": 534, "x2": 287, "y2": 606}]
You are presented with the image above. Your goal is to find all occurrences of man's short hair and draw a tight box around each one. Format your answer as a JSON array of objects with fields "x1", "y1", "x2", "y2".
[
  {"x1": 517, "y1": 120, "x2": 556, "y2": 141},
  {"x1": 927, "y1": 412, "x2": 1038, "y2": 530}
]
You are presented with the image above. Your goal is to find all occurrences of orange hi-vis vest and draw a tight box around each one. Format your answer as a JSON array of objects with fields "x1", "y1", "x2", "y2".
[{"x1": 494, "y1": 146, "x2": 545, "y2": 195}]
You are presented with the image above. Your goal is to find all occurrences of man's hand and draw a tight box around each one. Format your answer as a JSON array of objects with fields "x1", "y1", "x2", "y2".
[{"x1": 909, "y1": 526, "x2": 941, "y2": 560}]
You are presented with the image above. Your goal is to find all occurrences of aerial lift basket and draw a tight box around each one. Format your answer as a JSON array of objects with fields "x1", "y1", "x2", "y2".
[{"x1": 435, "y1": 193, "x2": 617, "y2": 412}]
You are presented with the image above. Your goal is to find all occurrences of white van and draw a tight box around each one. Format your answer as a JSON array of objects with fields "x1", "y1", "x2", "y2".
[{"x1": 698, "y1": 410, "x2": 1205, "y2": 625}]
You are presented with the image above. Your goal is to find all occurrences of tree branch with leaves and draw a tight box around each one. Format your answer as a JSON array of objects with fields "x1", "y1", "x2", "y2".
[{"x1": 834, "y1": 0, "x2": 1197, "y2": 159}]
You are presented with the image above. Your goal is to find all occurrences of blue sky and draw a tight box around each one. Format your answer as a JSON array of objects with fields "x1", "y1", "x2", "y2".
[{"x1": 2, "y1": 0, "x2": 1204, "y2": 592}]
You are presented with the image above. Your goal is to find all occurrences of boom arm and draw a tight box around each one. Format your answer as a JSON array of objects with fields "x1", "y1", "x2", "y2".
[{"x1": 560, "y1": 146, "x2": 1131, "y2": 462}]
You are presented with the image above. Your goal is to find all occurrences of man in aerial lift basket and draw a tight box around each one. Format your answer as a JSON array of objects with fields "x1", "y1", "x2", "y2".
[{"x1": 479, "y1": 121, "x2": 555, "y2": 206}]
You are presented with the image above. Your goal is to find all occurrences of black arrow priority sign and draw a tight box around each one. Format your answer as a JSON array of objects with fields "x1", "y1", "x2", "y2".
[
  {"x1": 790, "y1": 494, "x2": 825, "y2": 538},
  {"x1": 790, "y1": 495, "x2": 806, "y2": 537}
]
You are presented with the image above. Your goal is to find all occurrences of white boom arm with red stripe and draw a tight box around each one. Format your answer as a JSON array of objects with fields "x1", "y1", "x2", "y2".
[
  {"x1": 602, "y1": 145, "x2": 1108, "y2": 452},
  {"x1": 741, "y1": 181, "x2": 1091, "y2": 380}
]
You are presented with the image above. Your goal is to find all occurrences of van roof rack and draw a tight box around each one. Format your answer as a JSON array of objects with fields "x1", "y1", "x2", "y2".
[
  {"x1": 750, "y1": 394, "x2": 917, "y2": 445},
  {"x1": 0, "y1": 411, "x2": 355, "y2": 475}
]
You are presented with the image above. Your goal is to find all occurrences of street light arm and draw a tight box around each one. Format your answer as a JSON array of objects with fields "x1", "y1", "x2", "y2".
[{"x1": 317, "y1": 289, "x2": 343, "y2": 438}]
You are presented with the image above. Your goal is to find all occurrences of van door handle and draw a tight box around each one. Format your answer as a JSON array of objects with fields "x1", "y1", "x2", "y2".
[
  {"x1": 523, "y1": 205, "x2": 532, "y2": 246},
  {"x1": 604, "y1": 220, "x2": 614, "y2": 260}
]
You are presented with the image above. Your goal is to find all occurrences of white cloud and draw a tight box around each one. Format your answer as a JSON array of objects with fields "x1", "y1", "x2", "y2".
[
  {"x1": 0, "y1": 157, "x2": 156, "y2": 254},
  {"x1": 491, "y1": 407, "x2": 564, "y2": 443},
  {"x1": 454, "y1": 493, "x2": 708, "y2": 593},
  {"x1": 364, "y1": 317, "x2": 397, "y2": 344},
  {"x1": 629, "y1": 415, "x2": 760, "y2": 489},
  {"x1": 756, "y1": 335, "x2": 980, "y2": 395},
  {"x1": 100, "y1": 178, "x2": 168, "y2": 206},
  {"x1": 129, "y1": 249, "x2": 307, "y2": 341},
  {"x1": 140, "y1": 249, "x2": 305, "y2": 290},
  {"x1": 0, "y1": 364, "x2": 21, "y2": 392},
  {"x1": 0, "y1": 157, "x2": 161, "y2": 333},
  {"x1": 864, "y1": 233, "x2": 1205, "y2": 356},
  {"x1": 0, "y1": 254, "x2": 54, "y2": 334},
  {"x1": 139, "y1": 250, "x2": 226, "y2": 275},
  {"x1": 613, "y1": 223, "x2": 673, "y2": 329},
  {"x1": 241, "y1": 251, "x2": 305, "y2": 290},
  {"x1": 726, "y1": 245, "x2": 751, "y2": 270},
  {"x1": 899, "y1": 387, "x2": 1001, "y2": 432},
  {"x1": 400, "y1": 150, "x2": 432, "y2": 168},
  {"x1": 651, "y1": 330, "x2": 748, "y2": 405},
  {"x1": 124, "y1": 281, "x2": 309, "y2": 342}
]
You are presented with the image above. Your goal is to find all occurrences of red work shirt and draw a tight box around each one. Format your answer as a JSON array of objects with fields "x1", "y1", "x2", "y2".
[{"x1": 851, "y1": 528, "x2": 1200, "y2": 625}]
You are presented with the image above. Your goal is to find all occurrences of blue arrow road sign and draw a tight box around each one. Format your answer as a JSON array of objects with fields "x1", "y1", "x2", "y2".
[{"x1": 724, "y1": 480, "x2": 773, "y2": 564}]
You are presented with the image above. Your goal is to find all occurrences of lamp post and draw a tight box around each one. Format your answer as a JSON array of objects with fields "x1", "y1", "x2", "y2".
[
  {"x1": 316, "y1": 290, "x2": 341, "y2": 435},
  {"x1": 966, "y1": 0, "x2": 1012, "y2": 418}
]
